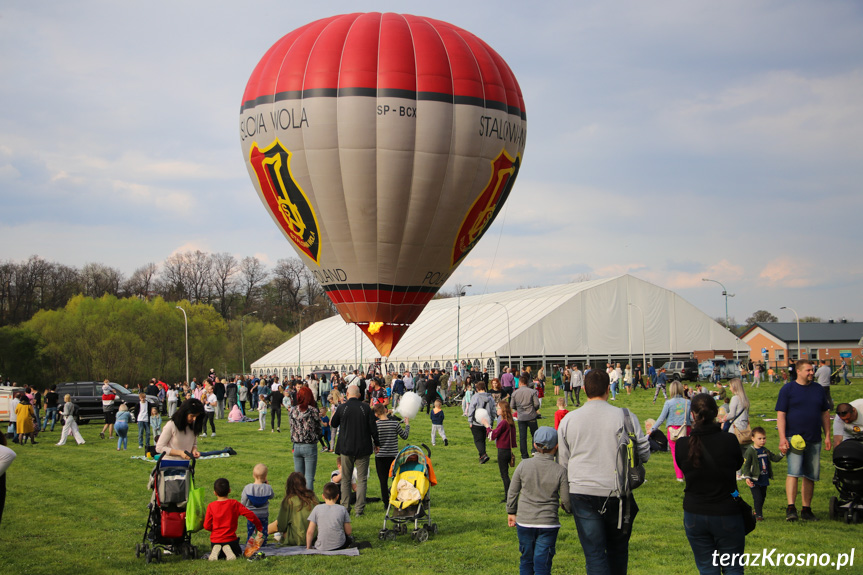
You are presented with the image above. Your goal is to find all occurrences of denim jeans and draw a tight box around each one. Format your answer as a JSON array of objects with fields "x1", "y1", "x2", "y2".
[
  {"x1": 570, "y1": 493, "x2": 637, "y2": 575},
  {"x1": 43, "y1": 407, "x2": 59, "y2": 431},
  {"x1": 137, "y1": 421, "x2": 150, "y2": 447},
  {"x1": 516, "y1": 525, "x2": 559, "y2": 575},
  {"x1": 293, "y1": 442, "x2": 318, "y2": 491},
  {"x1": 116, "y1": 422, "x2": 129, "y2": 450},
  {"x1": 683, "y1": 511, "x2": 745, "y2": 574}
]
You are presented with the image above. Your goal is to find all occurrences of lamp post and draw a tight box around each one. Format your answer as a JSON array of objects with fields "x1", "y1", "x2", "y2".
[
  {"x1": 780, "y1": 306, "x2": 800, "y2": 362},
  {"x1": 176, "y1": 306, "x2": 189, "y2": 386},
  {"x1": 628, "y1": 303, "x2": 647, "y2": 382},
  {"x1": 456, "y1": 284, "x2": 472, "y2": 369},
  {"x1": 298, "y1": 304, "x2": 320, "y2": 378},
  {"x1": 701, "y1": 278, "x2": 735, "y2": 331},
  {"x1": 241, "y1": 311, "x2": 257, "y2": 377},
  {"x1": 492, "y1": 301, "x2": 512, "y2": 371}
]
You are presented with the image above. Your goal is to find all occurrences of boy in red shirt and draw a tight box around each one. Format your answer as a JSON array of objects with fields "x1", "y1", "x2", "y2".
[
  {"x1": 204, "y1": 477, "x2": 263, "y2": 560},
  {"x1": 553, "y1": 397, "x2": 569, "y2": 429}
]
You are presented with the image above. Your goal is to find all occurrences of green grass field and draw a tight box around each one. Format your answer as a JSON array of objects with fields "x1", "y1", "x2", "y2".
[{"x1": 3, "y1": 382, "x2": 861, "y2": 574}]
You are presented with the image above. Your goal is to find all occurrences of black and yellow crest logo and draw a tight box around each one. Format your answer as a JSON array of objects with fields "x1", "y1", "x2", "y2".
[{"x1": 249, "y1": 139, "x2": 320, "y2": 264}]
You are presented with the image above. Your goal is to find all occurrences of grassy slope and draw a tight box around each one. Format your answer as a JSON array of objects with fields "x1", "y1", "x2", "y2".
[{"x1": 3, "y1": 382, "x2": 861, "y2": 574}]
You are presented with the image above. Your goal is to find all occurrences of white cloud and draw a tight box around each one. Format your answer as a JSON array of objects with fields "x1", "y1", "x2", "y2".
[{"x1": 758, "y1": 257, "x2": 818, "y2": 288}]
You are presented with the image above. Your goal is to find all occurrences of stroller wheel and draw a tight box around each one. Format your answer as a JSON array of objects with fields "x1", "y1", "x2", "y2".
[
  {"x1": 829, "y1": 497, "x2": 839, "y2": 521},
  {"x1": 430, "y1": 523, "x2": 439, "y2": 535},
  {"x1": 155, "y1": 548, "x2": 163, "y2": 563},
  {"x1": 414, "y1": 527, "x2": 429, "y2": 543},
  {"x1": 385, "y1": 530, "x2": 397, "y2": 542},
  {"x1": 845, "y1": 509, "x2": 854, "y2": 524},
  {"x1": 378, "y1": 529, "x2": 387, "y2": 541},
  {"x1": 145, "y1": 549, "x2": 152, "y2": 564}
]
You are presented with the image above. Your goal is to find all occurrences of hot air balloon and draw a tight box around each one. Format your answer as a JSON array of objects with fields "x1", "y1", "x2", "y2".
[{"x1": 240, "y1": 12, "x2": 526, "y2": 356}]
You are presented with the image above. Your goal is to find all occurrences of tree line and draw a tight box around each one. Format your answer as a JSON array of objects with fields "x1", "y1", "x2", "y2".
[
  {"x1": 0, "y1": 252, "x2": 338, "y2": 388},
  {"x1": 0, "y1": 252, "x2": 335, "y2": 331}
]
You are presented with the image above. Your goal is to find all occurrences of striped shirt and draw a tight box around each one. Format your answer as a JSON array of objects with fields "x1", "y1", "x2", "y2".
[{"x1": 375, "y1": 418, "x2": 409, "y2": 458}]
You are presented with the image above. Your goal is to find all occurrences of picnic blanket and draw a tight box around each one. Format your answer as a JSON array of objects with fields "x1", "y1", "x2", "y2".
[{"x1": 243, "y1": 544, "x2": 360, "y2": 556}]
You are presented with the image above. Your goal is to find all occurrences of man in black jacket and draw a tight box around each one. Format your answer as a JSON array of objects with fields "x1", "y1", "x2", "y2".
[{"x1": 331, "y1": 384, "x2": 379, "y2": 516}]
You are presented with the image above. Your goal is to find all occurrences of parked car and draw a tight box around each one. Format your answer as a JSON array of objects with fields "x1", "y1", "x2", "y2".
[
  {"x1": 659, "y1": 360, "x2": 699, "y2": 382},
  {"x1": 56, "y1": 381, "x2": 161, "y2": 424},
  {"x1": 0, "y1": 385, "x2": 25, "y2": 424},
  {"x1": 698, "y1": 358, "x2": 741, "y2": 381}
]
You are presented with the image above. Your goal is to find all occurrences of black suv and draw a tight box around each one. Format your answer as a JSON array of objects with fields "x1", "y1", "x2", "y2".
[
  {"x1": 56, "y1": 381, "x2": 162, "y2": 423},
  {"x1": 659, "y1": 360, "x2": 699, "y2": 382}
]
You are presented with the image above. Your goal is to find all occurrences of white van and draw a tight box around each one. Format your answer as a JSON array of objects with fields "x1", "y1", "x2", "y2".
[{"x1": 0, "y1": 386, "x2": 25, "y2": 424}]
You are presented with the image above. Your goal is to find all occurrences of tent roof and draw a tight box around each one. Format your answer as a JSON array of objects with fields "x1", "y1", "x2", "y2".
[{"x1": 252, "y1": 275, "x2": 742, "y2": 371}]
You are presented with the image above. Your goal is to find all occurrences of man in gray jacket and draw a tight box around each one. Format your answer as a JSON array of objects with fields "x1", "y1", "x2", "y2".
[
  {"x1": 558, "y1": 369, "x2": 650, "y2": 575},
  {"x1": 467, "y1": 381, "x2": 498, "y2": 464},
  {"x1": 506, "y1": 426, "x2": 570, "y2": 575},
  {"x1": 510, "y1": 374, "x2": 540, "y2": 460}
]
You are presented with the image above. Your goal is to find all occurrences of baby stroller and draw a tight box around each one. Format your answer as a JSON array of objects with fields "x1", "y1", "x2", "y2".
[
  {"x1": 137, "y1": 455, "x2": 197, "y2": 563},
  {"x1": 379, "y1": 444, "x2": 438, "y2": 543},
  {"x1": 829, "y1": 439, "x2": 863, "y2": 524}
]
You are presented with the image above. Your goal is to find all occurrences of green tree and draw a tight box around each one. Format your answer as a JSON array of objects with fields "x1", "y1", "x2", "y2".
[{"x1": 745, "y1": 310, "x2": 778, "y2": 325}]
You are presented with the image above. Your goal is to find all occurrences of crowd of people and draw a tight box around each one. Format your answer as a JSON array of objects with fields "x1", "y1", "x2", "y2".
[{"x1": 2, "y1": 356, "x2": 861, "y2": 573}]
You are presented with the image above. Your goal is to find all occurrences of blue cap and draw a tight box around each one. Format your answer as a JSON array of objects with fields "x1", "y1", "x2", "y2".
[{"x1": 533, "y1": 426, "x2": 558, "y2": 450}]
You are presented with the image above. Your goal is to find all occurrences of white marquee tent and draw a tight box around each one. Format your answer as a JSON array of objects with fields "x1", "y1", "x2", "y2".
[{"x1": 251, "y1": 275, "x2": 742, "y2": 378}]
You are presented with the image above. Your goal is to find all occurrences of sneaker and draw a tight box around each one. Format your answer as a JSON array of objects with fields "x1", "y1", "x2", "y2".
[
  {"x1": 138, "y1": 445, "x2": 143, "y2": 449},
  {"x1": 479, "y1": 454, "x2": 490, "y2": 464},
  {"x1": 277, "y1": 428, "x2": 280, "y2": 433},
  {"x1": 209, "y1": 544, "x2": 222, "y2": 561},
  {"x1": 786, "y1": 505, "x2": 798, "y2": 522},
  {"x1": 211, "y1": 433, "x2": 216, "y2": 437},
  {"x1": 444, "y1": 439, "x2": 448, "y2": 446},
  {"x1": 676, "y1": 478, "x2": 684, "y2": 482},
  {"x1": 756, "y1": 516, "x2": 764, "y2": 522},
  {"x1": 100, "y1": 431, "x2": 105, "y2": 439},
  {"x1": 222, "y1": 545, "x2": 236, "y2": 561},
  {"x1": 200, "y1": 433, "x2": 206, "y2": 437},
  {"x1": 271, "y1": 429, "x2": 274, "y2": 433},
  {"x1": 800, "y1": 507, "x2": 818, "y2": 521}
]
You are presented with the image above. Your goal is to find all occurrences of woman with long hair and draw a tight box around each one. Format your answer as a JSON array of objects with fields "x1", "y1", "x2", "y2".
[
  {"x1": 290, "y1": 387, "x2": 323, "y2": 491},
  {"x1": 489, "y1": 400, "x2": 517, "y2": 502},
  {"x1": 155, "y1": 398, "x2": 204, "y2": 460},
  {"x1": 652, "y1": 380, "x2": 692, "y2": 482},
  {"x1": 674, "y1": 394, "x2": 745, "y2": 574},
  {"x1": 269, "y1": 471, "x2": 319, "y2": 545},
  {"x1": 722, "y1": 378, "x2": 750, "y2": 452}
]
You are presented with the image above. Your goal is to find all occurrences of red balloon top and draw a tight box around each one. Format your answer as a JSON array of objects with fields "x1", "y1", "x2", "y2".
[{"x1": 241, "y1": 12, "x2": 526, "y2": 119}]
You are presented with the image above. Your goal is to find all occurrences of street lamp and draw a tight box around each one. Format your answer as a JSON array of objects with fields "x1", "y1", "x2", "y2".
[
  {"x1": 492, "y1": 302, "x2": 512, "y2": 372},
  {"x1": 241, "y1": 311, "x2": 258, "y2": 377},
  {"x1": 298, "y1": 304, "x2": 320, "y2": 378},
  {"x1": 456, "y1": 285, "x2": 472, "y2": 369},
  {"x1": 628, "y1": 303, "x2": 647, "y2": 381},
  {"x1": 176, "y1": 306, "x2": 189, "y2": 385},
  {"x1": 701, "y1": 278, "x2": 735, "y2": 331},
  {"x1": 780, "y1": 306, "x2": 801, "y2": 362}
]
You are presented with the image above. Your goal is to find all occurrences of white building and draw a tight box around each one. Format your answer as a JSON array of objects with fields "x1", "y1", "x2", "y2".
[{"x1": 251, "y1": 275, "x2": 742, "y2": 378}]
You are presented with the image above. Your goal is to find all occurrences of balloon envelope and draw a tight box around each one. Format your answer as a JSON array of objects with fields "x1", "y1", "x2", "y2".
[{"x1": 241, "y1": 12, "x2": 527, "y2": 356}]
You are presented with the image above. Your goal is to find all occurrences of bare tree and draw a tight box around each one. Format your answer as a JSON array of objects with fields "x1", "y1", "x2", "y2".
[
  {"x1": 239, "y1": 256, "x2": 268, "y2": 308},
  {"x1": 185, "y1": 250, "x2": 212, "y2": 304},
  {"x1": 745, "y1": 310, "x2": 779, "y2": 326},
  {"x1": 80, "y1": 262, "x2": 124, "y2": 298},
  {"x1": 209, "y1": 252, "x2": 238, "y2": 317},
  {"x1": 161, "y1": 252, "x2": 190, "y2": 301},
  {"x1": 124, "y1": 263, "x2": 158, "y2": 298}
]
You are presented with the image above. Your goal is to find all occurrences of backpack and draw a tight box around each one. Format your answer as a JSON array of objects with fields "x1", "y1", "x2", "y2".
[{"x1": 614, "y1": 408, "x2": 646, "y2": 529}]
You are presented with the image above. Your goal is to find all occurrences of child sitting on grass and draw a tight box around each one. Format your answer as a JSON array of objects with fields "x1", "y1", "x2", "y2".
[
  {"x1": 506, "y1": 427, "x2": 570, "y2": 575},
  {"x1": 204, "y1": 477, "x2": 263, "y2": 561},
  {"x1": 740, "y1": 426, "x2": 784, "y2": 521},
  {"x1": 306, "y1": 482, "x2": 352, "y2": 551},
  {"x1": 241, "y1": 464, "x2": 274, "y2": 545}
]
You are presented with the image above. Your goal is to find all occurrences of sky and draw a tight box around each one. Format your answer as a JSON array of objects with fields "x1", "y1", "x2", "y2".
[{"x1": 2, "y1": 1, "x2": 862, "y2": 323}]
